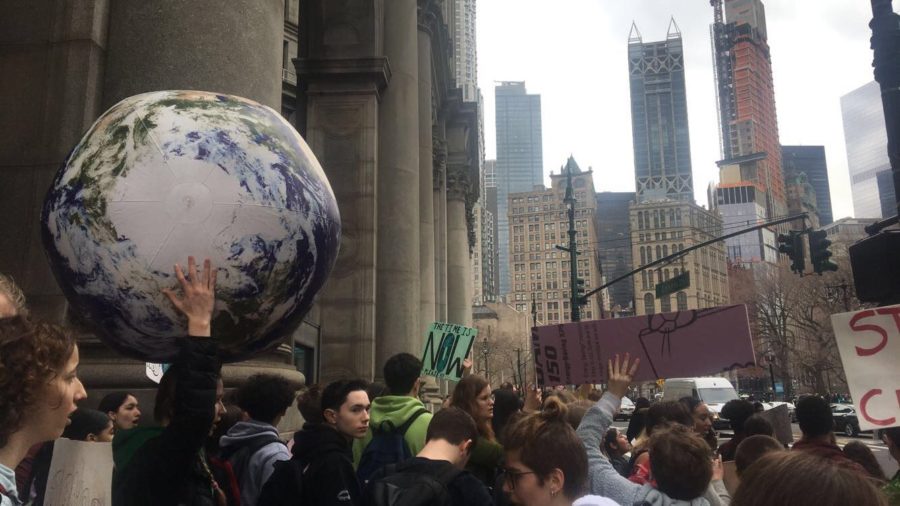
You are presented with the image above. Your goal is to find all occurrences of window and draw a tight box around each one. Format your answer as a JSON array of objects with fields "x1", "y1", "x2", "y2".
[
  {"x1": 644, "y1": 293, "x2": 655, "y2": 315},
  {"x1": 660, "y1": 295, "x2": 671, "y2": 313},
  {"x1": 677, "y1": 292, "x2": 688, "y2": 311}
]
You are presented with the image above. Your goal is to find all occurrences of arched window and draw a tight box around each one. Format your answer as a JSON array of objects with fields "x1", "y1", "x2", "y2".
[
  {"x1": 656, "y1": 245, "x2": 662, "y2": 259},
  {"x1": 664, "y1": 269, "x2": 670, "y2": 280},
  {"x1": 640, "y1": 247, "x2": 647, "y2": 265},
  {"x1": 663, "y1": 245, "x2": 669, "y2": 258},
  {"x1": 644, "y1": 293, "x2": 655, "y2": 315},
  {"x1": 653, "y1": 210, "x2": 660, "y2": 228},
  {"x1": 660, "y1": 295, "x2": 671, "y2": 313},
  {"x1": 677, "y1": 291, "x2": 688, "y2": 311},
  {"x1": 638, "y1": 212, "x2": 644, "y2": 230}
]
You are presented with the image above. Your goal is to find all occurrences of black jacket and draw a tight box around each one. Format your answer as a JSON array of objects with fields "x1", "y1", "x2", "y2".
[
  {"x1": 113, "y1": 338, "x2": 222, "y2": 506},
  {"x1": 364, "y1": 457, "x2": 494, "y2": 506},
  {"x1": 290, "y1": 423, "x2": 362, "y2": 506}
]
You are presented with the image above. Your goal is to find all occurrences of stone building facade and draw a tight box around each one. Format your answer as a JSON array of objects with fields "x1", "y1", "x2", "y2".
[
  {"x1": 630, "y1": 200, "x2": 730, "y2": 315},
  {"x1": 507, "y1": 158, "x2": 603, "y2": 323},
  {"x1": 0, "y1": 0, "x2": 481, "y2": 413}
]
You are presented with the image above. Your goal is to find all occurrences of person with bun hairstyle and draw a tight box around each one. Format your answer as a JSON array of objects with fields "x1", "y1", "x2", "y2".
[
  {"x1": 502, "y1": 396, "x2": 610, "y2": 506},
  {"x1": 450, "y1": 375, "x2": 504, "y2": 488},
  {"x1": 0, "y1": 316, "x2": 87, "y2": 506},
  {"x1": 732, "y1": 451, "x2": 888, "y2": 506}
]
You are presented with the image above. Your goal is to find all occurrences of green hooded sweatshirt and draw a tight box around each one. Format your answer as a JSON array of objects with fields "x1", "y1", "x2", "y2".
[{"x1": 352, "y1": 395, "x2": 433, "y2": 466}]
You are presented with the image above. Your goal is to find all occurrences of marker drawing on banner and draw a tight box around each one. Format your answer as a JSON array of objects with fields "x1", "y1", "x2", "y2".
[
  {"x1": 531, "y1": 305, "x2": 755, "y2": 387},
  {"x1": 421, "y1": 322, "x2": 477, "y2": 382},
  {"x1": 145, "y1": 362, "x2": 170, "y2": 384},
  {"x1": 831, "y1": 305, "x2": 900, "y2": 431},
  {"x1": 44, "y1": 438, "x2": 113, "y2": 506}
]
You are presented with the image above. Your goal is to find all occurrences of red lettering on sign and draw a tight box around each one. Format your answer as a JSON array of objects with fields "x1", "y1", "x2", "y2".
[
  {"x1": 859, "y1": 389, "x2": 897, "y2": 426},
  {"x1": 849, "y1": 310, "x2": 888, "y2": 356}
]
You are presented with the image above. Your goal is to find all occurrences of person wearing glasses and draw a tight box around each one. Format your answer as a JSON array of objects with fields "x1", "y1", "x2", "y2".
[
  {"x1": 450, "y1": 375, "x2": 503, "y2": 489},
  {"x1": 501, "y1": 396, "x2": 616, "y2": 506}
]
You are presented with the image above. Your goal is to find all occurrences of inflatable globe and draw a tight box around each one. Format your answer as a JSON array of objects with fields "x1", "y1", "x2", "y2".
[{"x1": 42, "y1": 90, "x2": 341, "y2": 363}]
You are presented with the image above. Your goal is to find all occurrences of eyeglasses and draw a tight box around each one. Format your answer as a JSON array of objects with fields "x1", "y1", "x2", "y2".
[{"x1": 500, "y1": 467, "x2": 536, "y2": 490}]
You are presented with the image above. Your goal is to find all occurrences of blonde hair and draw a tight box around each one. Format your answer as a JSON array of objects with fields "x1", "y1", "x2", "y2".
[{"x1": 0, "y1": 273, "x2": 27, "y2": 317}]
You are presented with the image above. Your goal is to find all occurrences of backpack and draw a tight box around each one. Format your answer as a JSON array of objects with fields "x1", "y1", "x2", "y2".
[
  {"x1": 256, "y1": 457, "x2": 315, "y2": 506},
  {"x1": 357, "y1": 409, "x2": 429, "y2": 483},
  {"x1": 206, "y1": 456, "x2": 243, "y2": 506},
  {"x1": 365, "y1": 460, "x2": 462, "y2": 506},
  {"x1": 219, "y1": 434, "x2": 285, "y2": 488}
]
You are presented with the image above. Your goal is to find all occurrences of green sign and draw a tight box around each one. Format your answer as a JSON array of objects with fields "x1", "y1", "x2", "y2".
[
  {"x1": 656, "y1": 271, "x2": 690, "y2": 299},
  {"x1": 421, "y1": 322, "x2": 477, "y2": 381}
]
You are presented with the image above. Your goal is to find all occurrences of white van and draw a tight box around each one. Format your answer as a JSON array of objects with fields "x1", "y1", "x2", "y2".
[{"x1": 662, "y1": 377, "x2": 739, "y2": 430}]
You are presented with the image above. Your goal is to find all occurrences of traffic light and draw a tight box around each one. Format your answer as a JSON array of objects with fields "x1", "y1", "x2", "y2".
[
  {"x1": 575, "y1": 278, "x2": 587, "y2": 306},
  {"x1": 777, "y1": 231, "x2": 805, "y2": 274},
  {"x1": 809, "y1": 230, "x2": 838, "y2": 275}
]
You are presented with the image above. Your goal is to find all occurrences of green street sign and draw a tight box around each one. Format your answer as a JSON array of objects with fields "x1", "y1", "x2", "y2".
[{"x1": 656, "y1": 271, "x2": 690, "y2": 299}]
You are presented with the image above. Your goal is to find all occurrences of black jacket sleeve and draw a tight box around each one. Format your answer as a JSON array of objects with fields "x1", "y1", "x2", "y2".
[
  {"x1": 310, "y1": 453, "x2": 362, "y2": 506},
  {"x1": 113, "y1": 337, "x2": 221, "y2": 506}
]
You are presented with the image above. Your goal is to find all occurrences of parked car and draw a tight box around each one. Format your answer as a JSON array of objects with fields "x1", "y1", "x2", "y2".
[
  {"x1": 615, "y1": 396, "x2": 635, "y2": 421},
  {"x1": 662, "y1": 377, "x2": 739, "y2": 430},
  {"x1": 830, "y1": 403, "x2": 869, "y2": 437}
]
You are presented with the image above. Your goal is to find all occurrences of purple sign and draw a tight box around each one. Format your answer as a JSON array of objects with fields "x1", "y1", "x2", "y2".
[{"x1": 531, "y1": 305, "x2": 755, "y2": 386}]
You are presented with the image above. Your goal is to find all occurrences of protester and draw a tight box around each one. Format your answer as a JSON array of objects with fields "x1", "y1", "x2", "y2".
[
  {"x1": 492, "y1": 388, "x2": 523, "y2": 444},
  {"x1": 502, "y1": 397, "x2": 596, "y2": 506},
  {"x1": 577, "y1": 354, "x2": 728, "y2": 506},
  {"x1": 355, "y1": 353, "x2": 433, "y2": 481},
  {"x1": 259, "y1": 379, "x2": 370, "y2": 506},
  {"x1": 881, "y1": 427, "x2": 900, "y2": 503},
  {"x1": 366, "y1": 382, "x2": 389, "y2": 403},
  {"x1": 716, "y1": 399, "x2": 755, "y2": 461},
  {"x1": 363, "y1": 406, "x2": 493, "y2": 506},
  {"x1": 0, "y1": 315, "x2": 87, "y2": 506},
  {"x1": 625, "y1": 397, "x2": 651, "y2": 443},
  {"x1": 679, "y1": 396, "x2": 718, "y2": 452},
  {"x1": 112, "y1": 257, "x2": 228, "y2": 506},
  {"x1": 64, "y1": 408, "x2": 116, "y2": 442},
  {"x1": 842, "y1": 441, "x2": 888, "y2": 483},
  {"x1": 219, "y1": 373, "x2": 295, "y2": 505},
  {"x1": 296, "y1": 384, "x2": 324, "y2": 425},
  {"x1": 602, "y1": 428, "x2": 631, "y2": 477},
  {"x1": 732, "y1": 451, "x2": 888, "y2": 506},
  {"x1": 733, "y1": 435, "x2": 783, "y2": 478},
  {"x1": 450, "y1": 375, "x2": 504, "y2": 488},
  {"x1": 627, "y1": 401, "x2": 693, "y2": 484},
  {"x1": 791, "y1": 396, "x2": 865, "y2": 472},
  {"x1": 98, "y1": 392, "x2": 142, "y2": 431},
  {"x1": 741, "y1": 415, "x2": 774, "y2": 438},
  {"x1": 566, "y1": 401, "x2": 593, "y2": 432},
  {"x1": 0, "y1": 273, "x2": 27, "y2": 318}
]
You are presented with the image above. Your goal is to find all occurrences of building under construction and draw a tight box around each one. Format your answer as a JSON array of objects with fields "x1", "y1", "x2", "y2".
[{"x1": 709, "y1": 0, "x2": 785, "y2": 266}]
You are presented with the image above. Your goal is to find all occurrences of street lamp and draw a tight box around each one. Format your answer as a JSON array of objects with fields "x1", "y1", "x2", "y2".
[
  {"x1": 765, "y1": 353, "x2": 778, "y2": 401},
  {"x1": 481, "y1": 337, "x2": 490, "y2": 384}
]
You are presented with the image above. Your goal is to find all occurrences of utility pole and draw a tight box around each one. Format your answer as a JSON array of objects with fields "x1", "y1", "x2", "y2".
[{"x1": 562, "y1": 164, "x2": 581, "y2": 322}]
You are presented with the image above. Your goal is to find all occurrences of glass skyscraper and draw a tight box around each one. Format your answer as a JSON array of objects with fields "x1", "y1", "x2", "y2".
[
  {"x1": 841, "y1": 81, "x2": 891, "y2": 219},
  {"x1": 495, "y1": 82, "x2": 543, "y2": 295},
  {"x1": 628, "y1": 21, "x2": 694, "y2": 203},
  {"x1": 781, "y1": 145, "x2": 833, "y2": 226}
]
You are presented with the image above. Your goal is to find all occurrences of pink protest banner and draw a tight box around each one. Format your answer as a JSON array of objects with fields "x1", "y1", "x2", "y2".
[
  {"x1": 531, "y1": 304, "x2": 755, "y2": 386},
  {"x1": 831, "y1": 305, "x2": 900, "y2": 431}
]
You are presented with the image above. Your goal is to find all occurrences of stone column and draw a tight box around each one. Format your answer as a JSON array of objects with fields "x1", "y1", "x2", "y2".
[
  {"x1": 103, "y1": 0, "x2": 283, "y2": 109},
  {"x1": 433, "y1": 136, "x2": 449, "y2": 322},
  {"x1": 376, "y1": 0, "x2": 421, "y2": 369},
  {"x1": 296, "y1": 0, "x2": 389, "y2": 382},
  {"x1": 418, "y1": 16, "x2": 436, "y2": 333},
  {"x1": 447, "y1": 167, "x2": 471, "y2": 326}
]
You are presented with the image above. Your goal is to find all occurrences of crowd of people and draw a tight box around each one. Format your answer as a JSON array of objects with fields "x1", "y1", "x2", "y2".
[{"x1": 1, "y1": 261, "x2": 899, "y2": 506}]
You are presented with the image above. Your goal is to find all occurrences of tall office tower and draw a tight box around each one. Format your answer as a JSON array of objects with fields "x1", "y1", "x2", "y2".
[
  {"x1": 507, "y1": 158, "x2": 602, "y2": 322},
  {"x1": 841, "y1": 81, "x2": 892, "y2": 219},
  {"x1": 596, "y1": 192, "x2": 636, "y2": 313},
  {"x1": 496, "y1": 82, "x2": 543, "y2": 295},
  {"x1": 781, "y1": 146, "x2": 833, "y2": 225},
  {"x1": 484, "y1": 160, "x2": 501, "y2": 297},
  {"x1": 710, "y1": 0, "x2": 784, "y2": 265},
  {"x1": 453, "y1": 0, "x2": 478, "y2": 102},
  {"x1": 628, "y1": 21, "x2": 694, "y2": 203},
  {"x1": 877, "y1": 169, "x2": 897, "y2": 219}
]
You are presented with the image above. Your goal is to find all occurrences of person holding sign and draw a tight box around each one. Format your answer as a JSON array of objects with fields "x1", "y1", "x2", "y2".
[{"x1": 0, "y1": 316, "x2": 87, "y2": 506}]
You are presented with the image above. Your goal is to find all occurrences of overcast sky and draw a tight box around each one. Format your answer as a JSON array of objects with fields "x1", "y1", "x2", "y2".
[{"x1": 477, "y1": 0, "x2": 878, "y2": 219}]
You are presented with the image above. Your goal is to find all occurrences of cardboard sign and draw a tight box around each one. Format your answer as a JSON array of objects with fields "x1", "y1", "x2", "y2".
[
  {"x1": 760, "y1": 404, "x2": 793, "y2": 445},
  {"x1": 45, "y1": 439, "x2": 113, "y2": 506},
  {"x1": 421, "y1": 322, "x2": 477, "y2": 382},
  {"x1": 831, "y1": 305, "x2": 900, "y2": 431},
  {"x1": 145, "y1": 362, "x2": 170, "y2": 384},
  {"x1": 531, "y1": 305, "x2": 755, "y2": 386}
]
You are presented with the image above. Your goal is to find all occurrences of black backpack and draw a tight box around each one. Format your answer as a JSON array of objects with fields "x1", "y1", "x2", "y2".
[
  {"x1": 256, "y1": 457, "x2": 315, "y2": 506},
  {"x1": 364, "y1": 460, "x2": 461, "y2": 506},
  {"x1": 219, "y1": 434, "x2": 285, "y2": 487},
  {"x1": 357, "y1": 409, "x2": 428, "y2": 483}
]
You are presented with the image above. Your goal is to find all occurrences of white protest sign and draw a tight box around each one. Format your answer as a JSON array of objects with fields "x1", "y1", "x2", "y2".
[
  {"x1": 831, "y1": 305, "x2": 900, "y2": 431},
  {"x1": 145, "y1": 362, "x2": 169, "y2": 384},
  {"x1": 420, "y1": 322, "x2": 477, "y2": 382},
  {"x1": 45, "y1": 439, "x2": 113, "y2": 506}
]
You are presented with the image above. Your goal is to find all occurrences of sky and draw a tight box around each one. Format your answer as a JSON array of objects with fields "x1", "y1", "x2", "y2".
[{"x1": 476, "y1": 0, "x2": 878, "y2": 219}]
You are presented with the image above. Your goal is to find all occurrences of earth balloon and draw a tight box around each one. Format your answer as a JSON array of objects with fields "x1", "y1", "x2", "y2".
[{"x1": 42, "y1": 90, "x2": 341, "y2": 362}]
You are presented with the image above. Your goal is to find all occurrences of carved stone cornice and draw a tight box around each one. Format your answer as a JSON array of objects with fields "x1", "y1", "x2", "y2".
[
  {"x1": 446, "y1": 160, "x2": 470, "y2": 202},
  {"x1": 294, "y1": 57, "x2": 391, "y2": 101},
  {"x1": 433, "y1": 137, "x2": 447, "y2": 191},
  {"x1": 417, "y1": 0, "x2": 442, "y2": 37}
]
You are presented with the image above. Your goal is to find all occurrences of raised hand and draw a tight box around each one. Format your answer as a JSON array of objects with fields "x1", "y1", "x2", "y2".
[
  {"x1": 162, "y1": 256, "x2": 216, "y2": 337},
  {"x1": 606, "y1": 353, "x2": 640, "y2": 399},
  {"x1": 711, "y1": 455, "x2": 724, "y2": 481},
  {"x1": 524, "y1": 383, "x2": 542, "y2": 412}
]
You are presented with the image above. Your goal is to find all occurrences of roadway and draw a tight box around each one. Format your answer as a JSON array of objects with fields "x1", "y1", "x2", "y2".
[{"x1": 610, "y1": 420, "x2": 897, "y2": 478}]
